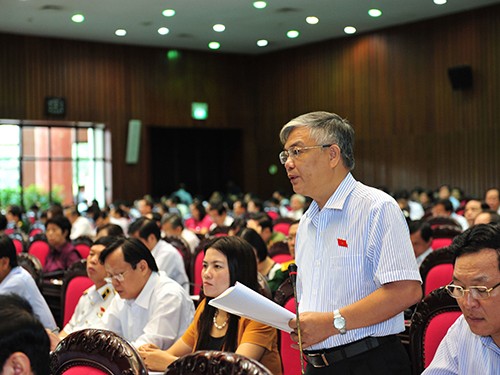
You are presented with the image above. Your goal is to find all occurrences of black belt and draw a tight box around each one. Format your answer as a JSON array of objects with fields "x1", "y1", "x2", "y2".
[{"x1": 304, "y1": 335, "x2": 396, "y2": 368}]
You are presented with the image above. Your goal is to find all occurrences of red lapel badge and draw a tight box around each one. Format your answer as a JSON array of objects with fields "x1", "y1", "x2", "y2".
[{"x1": 337, "y1": 238, "x2": 348, "y2": 247}]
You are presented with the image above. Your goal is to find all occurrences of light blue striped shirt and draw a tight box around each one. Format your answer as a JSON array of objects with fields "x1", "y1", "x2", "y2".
[
  {"x1": 295, "y1": 173, "x2": 421, "y2": 350},
  {"x1": 422, "y1": 315, "x2": 500, "y2": 375}
]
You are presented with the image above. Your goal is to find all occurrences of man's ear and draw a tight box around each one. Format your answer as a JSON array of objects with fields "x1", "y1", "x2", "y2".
[
  {"x1": 328, "y1": 144, "x2": 342, "y2": 167},
  {"x1": 3, "y1": 352, "x2": 32, "y2": 375}
]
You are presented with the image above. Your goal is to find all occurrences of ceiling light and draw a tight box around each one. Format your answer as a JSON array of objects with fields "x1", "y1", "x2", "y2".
[
  {"x1": 433, "y1": 0, "x2": 447, "y2": 4},
  {"x1": 368, "y1": 9, "x2": 382, "y2": 17},
  {"x1": 287, "y1": 30, "x2": 300, "y2": 39},
  {"x1": 213, "y1": 24, "x2": 225, "y2": 32},
  {"x1": 166, "y1": 50, "x2": 180, "y2": 60},
  {"x1": 253, "y1": 1, "x2": 267, "y2": 9},
  {"x1": 115, "y1": 29, "x2": 127, "y2": 37},
  {"x1": 257, "y1": 39, "x2": 268, "y2": 47},
  {"x1": 344, "y1": 26, "x2": 356, "y2": 35},
  {"x1": 162, "y1": 9, "x2": 176, "y2": 17},
  {"x1": 71, "y1": 14, "x2": 85, "y2": 23},
  {"x1": 208, "y1": 42, "x2": 220, "y2": 50},
  {"x1": 306, "y1": 16, "x2": 319, "y2": 25},
  {"x1": 158, "y1": 27, "x2": 169, "y2": 35}
]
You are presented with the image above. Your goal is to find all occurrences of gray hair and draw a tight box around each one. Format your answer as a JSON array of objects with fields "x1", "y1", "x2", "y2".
[{"x1": 279, "y1": 111, "x2": 355, "y2": 170}]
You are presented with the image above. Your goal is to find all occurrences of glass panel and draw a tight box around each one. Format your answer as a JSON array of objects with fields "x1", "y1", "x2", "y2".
[
  {"x1": 105, "y1": 161, "x2": 113, "y2": 205},
  {"x1": 51, "y1": 161, "x2": 74, "y2": 206},
  {"x1": 105, "y1": 130, "x2": 112, "y2": 160},
  {"x1": 75, "y1": 160, "x2": 95, "y2": 205},
  {"x1": 94, "y1": 127, "x2": 104, "y2": 159},
  {"x1": 0, "y1": 124, "x2": 20, "y2": 158},
  {"x1": 22, "y1": 160, "x2": 51, "y2": 209},
  {"x1": 23, "y1": 126, "x2": 49, "y2": 158},
  {"x1": 94, "y1": 160, "x2": 105, "y2": 207},
  {"x1": 50, "y1": 127, "x2": 75, "y2": 159}
]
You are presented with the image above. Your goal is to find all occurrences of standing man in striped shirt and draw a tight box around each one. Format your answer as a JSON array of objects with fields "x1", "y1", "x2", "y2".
[
  {"x1": 423, "y1": 224, "x2": 500, "y2": 375},
  {"x1": 280, "y1": 111, "x2": 422, "y2": 375}
]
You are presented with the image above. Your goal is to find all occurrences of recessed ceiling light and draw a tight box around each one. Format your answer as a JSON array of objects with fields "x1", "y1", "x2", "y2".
[
  {"x1": 306, "y1": 16, "x2": 319, "y2": 25},
  {"x1": 71, "y1": 14, "x2": 85, "y2": 23},
  {"x1": 368, "y1": 9, "x2": 382, "y2": 17},
  {"x1": 208, "y1": 41, "x2": 220, "y2": 50},
  {"x1": 433, "y1": 0, "x2": 447, "y2": 4},
  {"x1": 257, "y1": 39, "x2": 268, "y2": 47},
  {"x1": 115, "y1": 29, "x2": 127, "y2": 37},
  {"x1": 162, "y1": 9, "x2": 176, "y2": 17},
  {"x1": 287, "y1": 30, "x2": 300, "y2": 39},
  {"x1": 213, "y1": 24, "x2": 225, "y2": 32},
  {"x1": 158, "y1": 27, "x2": 169, "y2": 35},
  {"x1": 253, "y1": 1, "x2": 267, "y2": 9},
  {"x1": 344, "y1": 26, "x2": 356, "y2": 35}
]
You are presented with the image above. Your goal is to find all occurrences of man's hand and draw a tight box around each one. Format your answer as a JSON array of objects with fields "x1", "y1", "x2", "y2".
[{"x1": 288, "y1": 311, "x2": 335, "y2": 349}]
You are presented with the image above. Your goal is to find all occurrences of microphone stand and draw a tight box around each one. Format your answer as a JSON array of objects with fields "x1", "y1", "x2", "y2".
[{"x1": 288, "y1": 263, "x2": 305, "y2": 374}]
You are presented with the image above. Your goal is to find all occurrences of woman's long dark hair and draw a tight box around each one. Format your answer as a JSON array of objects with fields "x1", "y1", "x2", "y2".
[{"x1": 195, "y1": 236, "x2": 259, "y2": 352}]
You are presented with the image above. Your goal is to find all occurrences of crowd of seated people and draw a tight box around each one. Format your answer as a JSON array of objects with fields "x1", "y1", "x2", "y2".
[{"x1": 1, "y1": 183, "x2": 500, "y2": 374}]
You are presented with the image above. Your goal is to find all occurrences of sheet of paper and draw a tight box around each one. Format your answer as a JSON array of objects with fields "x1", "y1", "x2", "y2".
[{"x1": 208, "y1": 282, "x2": 295, "y2": 332}]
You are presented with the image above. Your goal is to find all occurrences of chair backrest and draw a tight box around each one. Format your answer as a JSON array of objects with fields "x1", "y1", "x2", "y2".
[
  {"x1": 430, "y1": 237, "x2": 453, "y2": 250},
  {"x1": 191, "y1": 249, "x2": 205, "y2": 296},
  {"x1": 165, "y1": 350, "x2": 273, "y2": 375},
  {"x1": 409, "y1": 287, "x2": 461, "y2": 374},
  {"x1": 50, "y1": 328, "x2": 148, "y2": 375},
  {"x1": 61, "y1": 267, "x2": 93, "y2": 327},
  {"x1": 7, "y1": 232, "x2": 25, "y2": 254},
  {"x1": 273, "y1": 222, "x2": 291, "y2": 236},
  {"x1": 74, "y1": 243, "x2": 91, "y2": 259},
  {"x1": 281, "y1": 298, "x2": 301, "y2": 375},
  {"x1": 420, "y1": 247, "x2": 455, "y2": 295},
  {"x1": 164, "y1": 235, "x2": 192, "y2": 279},
  {"x1": 272, "y1": 253, "x2": 293, "y2": 264},
  {"x1": 17, "y1": 252, "x2": 43, "y2": 286},
  {"x1": 28, "y1": 239, "x2": 50, "y2": 267},
  {"x1": 424, "y1": 263, "x2": 454, "y2": 295}
]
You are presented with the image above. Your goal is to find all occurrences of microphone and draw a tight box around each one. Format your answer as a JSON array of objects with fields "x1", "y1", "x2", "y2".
[{"x1": 288, "y1": 263, "x2": 305, "y2": 374}]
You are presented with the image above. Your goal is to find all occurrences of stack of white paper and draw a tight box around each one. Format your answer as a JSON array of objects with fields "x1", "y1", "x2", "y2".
[{"x1": 208, "y1": 282, "x2": 295, "y2": 332}]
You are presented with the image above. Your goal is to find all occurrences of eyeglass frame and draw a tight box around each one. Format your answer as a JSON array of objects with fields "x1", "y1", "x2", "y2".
[
  {"x1": 279, "y1": 144, "x2": 332, "y2": 165},
  {"x1": 445, "y1": 281, "x2": 500, "y2": 300},
  {"x1": 104, "y1": 268, "x2": 133, "y2": 284}
]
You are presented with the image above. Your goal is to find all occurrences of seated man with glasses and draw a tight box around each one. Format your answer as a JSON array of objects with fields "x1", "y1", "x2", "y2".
[
  {"x1": 96, "y1": 237, "x2": 195, "y2": 350},
  {"x1": 423, "y1": 223, "x2": 500, "y2": 375}
]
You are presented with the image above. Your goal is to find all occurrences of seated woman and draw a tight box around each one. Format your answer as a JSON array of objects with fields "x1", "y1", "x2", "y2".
[
  {"x1": 184, "y1": 201, "x2": 213, "y2": 236},
  {"x1": 43, "y1": 215, "x2": 81, "y2": 273},
  {"x1": 138, "y1": 236, "x2": 282, "y2": 374}
]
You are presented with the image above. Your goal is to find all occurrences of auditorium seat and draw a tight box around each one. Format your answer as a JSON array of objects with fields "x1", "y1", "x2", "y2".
[
  {"x1": 420, "y1": 247, "x2": 455, "y2": 295},
  {"x1": 60, "y1": 264, "x2": 93, "y2": 327}
]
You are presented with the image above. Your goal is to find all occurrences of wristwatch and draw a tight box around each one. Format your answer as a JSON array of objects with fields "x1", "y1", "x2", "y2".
[{"x1": 333, "y1": 309, "x2": 347, "y2": 334}]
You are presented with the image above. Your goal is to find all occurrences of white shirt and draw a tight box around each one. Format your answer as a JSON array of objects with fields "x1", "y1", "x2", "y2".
[
  {"x1": 0, "y1": 266, "x2": 57, "y2": 330},
  {"x1": 422, "y1": 315, "x2": 500, "y2": 375},
  {"x1": 70, "y1": 216, "x2": 95, "y2": 240},
  {"x1": 151, "y1": 240, "x2": 190, "y2": 292},
  {"x1": 296, "y1": 173, "x2": 422, "y2": 350},
  {"x1": 63, "y1": 283, "x2": 116, "y2": 335},
  {"x1": 416, "y1": 247, "x2": 434, "y2": 267},
  {"x1": 100, "y1": 272, "x2": 194, "y2": 349},
  {"x1": 181, "y1": 228, "x2": 200, "y2": 254}
]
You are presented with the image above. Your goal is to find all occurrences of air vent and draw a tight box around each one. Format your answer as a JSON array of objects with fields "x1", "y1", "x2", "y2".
[
  {"x1": 40, "y1": 5, "x2": 64, "y2": 11},
  {"x1": 176, "y1": 33, "x2": 193, "y2": 38},
  {"x1": 275, "y1": 7, "x2": 300, "y2": 13}
]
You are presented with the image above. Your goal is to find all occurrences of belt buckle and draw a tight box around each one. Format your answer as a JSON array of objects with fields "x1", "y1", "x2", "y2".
[{"x1": 306, "y1": 352, "x2": 330, "y2": 368}]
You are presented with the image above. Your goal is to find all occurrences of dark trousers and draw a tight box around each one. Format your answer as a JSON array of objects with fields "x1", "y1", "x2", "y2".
[{"x1": 304, "y1": 336, "x2": 411, "y2": 375}]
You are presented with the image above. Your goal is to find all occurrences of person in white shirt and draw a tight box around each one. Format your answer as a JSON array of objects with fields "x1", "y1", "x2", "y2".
[
  {"x1": 64, "y1": 206, "x2": 95, "y2": 240},
  {"x1": 423, "y1": 224, "x2": 500, "y2": 375},
  {"x1": 484, "y1": 188, "x2": 500, "y2": 215},
  {"x1": 128, "y1": 217, "x2": 189, "y2": 292},
  {"x1": 0, "y1": 234, "x2": 57, "y2": 331},
  {"x1": 409, "y1": 220, "x2": 434, "y2": 267},
  {"x1": 161, "y1": 214, "x2": 200, "y2": 254},
  {"x1": 98, "y1": 237, "x2": 194, "y2": 350}
]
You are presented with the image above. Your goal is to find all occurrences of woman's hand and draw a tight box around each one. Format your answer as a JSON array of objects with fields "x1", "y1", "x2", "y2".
[{"x1": 137, "y1": 347, "x2": 178, "y2": 372}]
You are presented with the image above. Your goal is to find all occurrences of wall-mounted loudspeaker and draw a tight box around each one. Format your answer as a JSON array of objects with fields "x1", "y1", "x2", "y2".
[
  {"x1": 448, "y1": 65, "x2": 473, "y2": 90},
  {"x1": 125, "y1": 119, "x2": 141, "y2": 164}
]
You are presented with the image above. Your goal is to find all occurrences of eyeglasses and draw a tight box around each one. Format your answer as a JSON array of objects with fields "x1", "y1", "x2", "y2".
[
  {"x1": 445, "y1": 282, "x2": 500, "y2": 300},
  {"x1": 104, "y1": 269, "x2": 132, "y2": 284},
  {"x1": 279, "y1": 144, "x2": 332, "y2": 165}
]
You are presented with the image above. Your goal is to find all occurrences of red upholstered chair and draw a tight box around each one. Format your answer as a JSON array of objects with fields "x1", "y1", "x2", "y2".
[
  {"x1": 60, "y1": 265, "x2": 93, "y2": 327},
  {"x1": 430, "y1": 237, "x2": 453, "y2": 250},
  {"x1": 28, "y1": 238, "x2": 50, "y2": 267},
  {"x1": 191, "y1": 249, "x2": 205, "y2": 296},
  {"x1": 274, "y1": 279, "x2": 301, "y2": 375},
  {"x1": 424, "y1": 263, "x2": 454, "y2": 295},
  {"x1": 272, "y1": 253, "x2": 293, "y2": 264},
  {"x1": 73, "y1": 236, "x2": 93, "y2": 259},
  {"x1": 420, "y1": 247, "x2": 455, "y2": 296},
  {"x1": 164, "y1": 235, "x2": 192, "y2": 280},
  {"x1": 50, "y1": 328, "x2": 148, "y2": 375},
  {"x1": 165, "y1": 350, "x2": 273, "y2": 375},
  {"x1": 409, "y1": 287, "x2": 461, "y2": 374},
  {"x1": 425, "y1": 216, "x2": 462, "y2": 250}
]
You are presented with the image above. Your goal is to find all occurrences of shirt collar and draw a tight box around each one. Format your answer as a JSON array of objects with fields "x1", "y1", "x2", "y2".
[
  {"x1": 306, "y1": 173, "x2": 356, "y2": 217},
  {"x1": 130, "y1": 272, "x2": 159, "y2": 309}
]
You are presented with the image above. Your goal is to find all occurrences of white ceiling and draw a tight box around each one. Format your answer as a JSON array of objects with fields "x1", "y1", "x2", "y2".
[{"x1": 1, "y1": 0, "x2": 499, "y2": 55}]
